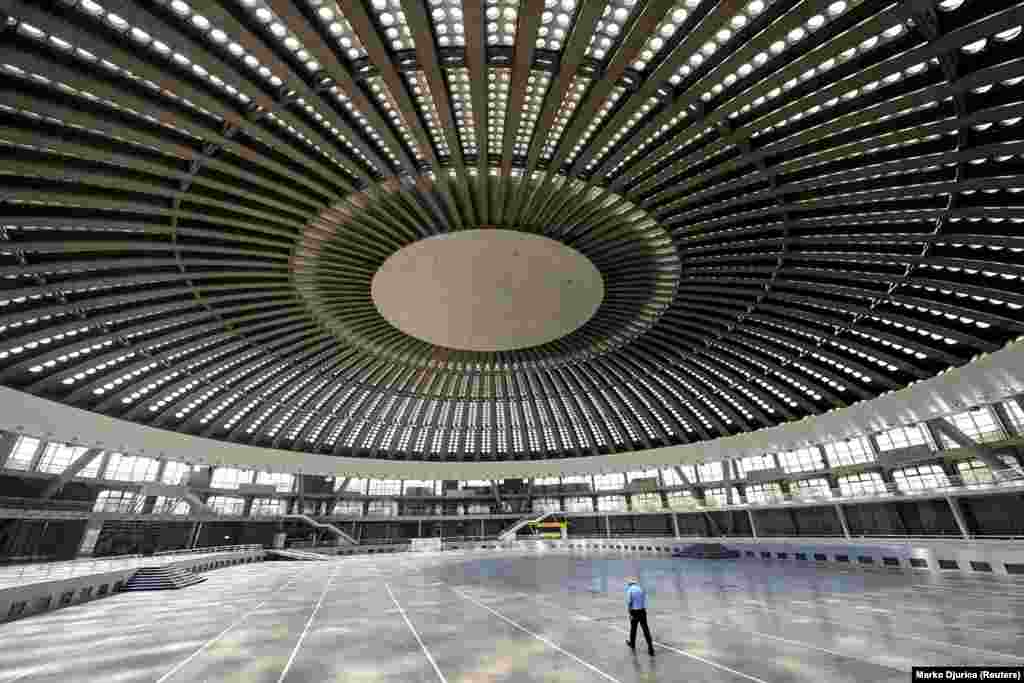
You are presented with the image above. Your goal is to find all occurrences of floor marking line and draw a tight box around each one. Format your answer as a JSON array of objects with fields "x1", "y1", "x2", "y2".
[
  {"x1": 276, "y1": 570, "x2": 336, "y2": 683},
  {"x1": 385, "y1": 583, "x2": 448, "y2": 683},
  {"x1": 513, "y1": 590, "x2": 801, "y2": 681},
  {"x1": 155, "y1": 577, "x2": 292, "y2": 683},
  {"x1": 722, "y1": 602, "x2": 1024, "y2": 662},
  {"x1": 449, "y1": 587, "x2": 622, "y2": 683}
]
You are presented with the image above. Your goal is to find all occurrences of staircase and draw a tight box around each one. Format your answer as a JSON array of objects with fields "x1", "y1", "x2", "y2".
[
  {"x1": 122, "y1": 566, "x2": 208, "y2": 591},
  {"x1": 284, "y1": 514, "x2": 357, "y2": 545},
  {"x1": 498, "y1": 511, "x2": 556, "y2": 544}
]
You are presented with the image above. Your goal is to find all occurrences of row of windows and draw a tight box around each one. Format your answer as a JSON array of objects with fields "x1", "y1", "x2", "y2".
[{"x1": 5, "y1": 402, "x2": 1023, "y2": 503}]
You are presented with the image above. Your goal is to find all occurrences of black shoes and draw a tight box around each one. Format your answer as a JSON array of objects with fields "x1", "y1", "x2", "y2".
[
  {"x1": 626, "y1": 641, "x2": 635, "y2": 650},
  {"x1": 627, "y1": 641, "x2": 655, "y2": 656},
  {"x1": 648, "y1": 649, "x2": 656, "y2": 656}
]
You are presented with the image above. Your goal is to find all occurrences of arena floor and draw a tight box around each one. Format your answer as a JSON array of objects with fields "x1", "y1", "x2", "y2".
[{"x1": 1, "y1": 549, "x2": 1023, "y2": 682}]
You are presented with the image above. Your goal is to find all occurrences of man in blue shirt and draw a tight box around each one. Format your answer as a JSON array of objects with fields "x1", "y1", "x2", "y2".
[{"x1": 625, "y1": 577, "x2": 655, "y2": 655}]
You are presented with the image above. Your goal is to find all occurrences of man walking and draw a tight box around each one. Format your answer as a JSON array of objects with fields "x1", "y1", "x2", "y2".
[{"x1": 625, "y1": 577, "x2": 655, "y2": 656}]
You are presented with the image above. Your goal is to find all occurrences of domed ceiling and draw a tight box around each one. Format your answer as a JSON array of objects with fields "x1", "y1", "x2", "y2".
[{"x1": 0, "y1": 0, "x2": 1022, "y2": 462}]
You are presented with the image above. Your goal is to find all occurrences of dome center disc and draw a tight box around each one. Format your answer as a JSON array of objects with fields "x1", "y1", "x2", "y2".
[{"x1": 371, "y1": 229, "x2": 604, "y2": 352}]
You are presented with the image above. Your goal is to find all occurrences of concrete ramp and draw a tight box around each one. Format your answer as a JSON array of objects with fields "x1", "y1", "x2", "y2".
[{"x1": 265, "y1": 549, "x2": 330, "y2": 561}]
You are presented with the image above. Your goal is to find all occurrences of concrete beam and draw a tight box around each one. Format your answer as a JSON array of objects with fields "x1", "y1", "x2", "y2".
[
  {"x1": 928, "y1": 418, "x2": 1011, "y2": 471},
  {"x1": 39, "y1": 448, "x2": 103, "y2": 499},
  {"x1": 945, "y1": 496, "x2": 971, "y2": 540}
]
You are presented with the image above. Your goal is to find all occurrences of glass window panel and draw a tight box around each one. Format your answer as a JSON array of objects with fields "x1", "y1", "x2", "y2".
[
  {"x1": 1002, "y1": 400, "x2": 1024, "y2": 433},
  {"x1": 875, "y1": 425, "x2": 929, "y2": 451},
  {"x1": 36, "y1": 443, "x2": 95, "y2": 476},
  {"x1": 631, "y1": 492, "x2": 663, "y2": 511},
  {"x1": 596, "y1": 495, "x2": 627, "y2": 512},
  {"x1": 93, "y1": 489, "x2": 140, "y2": 513},
  {"x1": 337, "y1": 477, "x2": 368, "y2": 493},
  {"x1": 153, "y1": 496, "x2": 190, "y2": 514},
  {"x1": 594, "y1": 473, "x2": 625, "y2": 491},
  {"x1": 367, "y1": 479, "x2": 402, "y2": 496},
  {"x1": 367, "y1": 500, "x2": 397, "y2": 516},
  {"x1": 256, "y1": 471, "x2": 294, "y2": 493},
  {"x1": 893, "y1": 464, "x2": 949, "y2": 492},
  {"x1": 332, "y1": 500, "x2": 364, "y2": 516},
  {"x1": 565, "y1": 496, "x2": 593, "y2": 512},
  {"x1": 210, "y1": 467, "x2": 253, "y2": 489},
  {"x1": 207, "y1": 495, "x2": 245, "y2": 515},
  {"x1": 943, "y1": 407, "x2": 1005, "y2": 445},
  {"x1": 778, "y1": 447, "x2": 826, "y2": 473},
  {"x1": 103, "y1": 454, "x2": 159, "y2": 482},
  {"x1": 824, "y1": 437, "x2": 875, "y2": 466},
  {"x1": 532, "y1": 497, "x2": 561, "y2": 513},
  {"x1": 790, "y1": 477, "x2": 832, "y2": 499},
  {"x1": 697, "y1": 461, "x2": 723, "y2": 482},
  {"x1": 666, "y1": 490, "x2": 696, "y2": 509},
  {"x1": 251, "y1": 497, "x2": 286, "y2": 516},
  {"x1": 837, "y1": 472, "x2": 887, "y2": 497},
  {"x1": 744, "y1": 482, "x2": 783, "y2": 504},
  {"x1": 5, "y1": 436, "x2": 40, "y2": 470},
  {"x1": 161, "y1": 461, "x2": 189, "y2": 485},
  {"x1": 402, "y1": 480, "x2": 437, "y2": 495}
]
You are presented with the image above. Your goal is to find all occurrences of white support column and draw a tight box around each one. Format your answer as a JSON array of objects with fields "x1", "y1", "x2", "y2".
[
  {"x1": 834, "y1": 503, "x2": 852, "y2": 539},
  {"x1": 747, "y1": 509, "x2": 757, "y2": 538},
  {"x1": 604, "y1": 514, "x2": 611, "y2": 538},
  {"x1": 671, "y1": 511, "x2": 680, "y2": 539},
  {"x1": 945, "y1": 496, "x2": 971, "y2": 540}
]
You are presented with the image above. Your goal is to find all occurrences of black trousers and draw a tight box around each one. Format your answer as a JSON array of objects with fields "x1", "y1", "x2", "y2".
[{"x1": 628, "y1": 608, "x2": 653, "y2": 648}]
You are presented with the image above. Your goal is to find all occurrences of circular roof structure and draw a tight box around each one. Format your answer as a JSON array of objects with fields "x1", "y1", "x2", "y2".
[
  {"x1": 0, "y1": 0, "x2": 1022, "y2": 466},
  {"x1": 370, "y1": 229, "x2": 605, "y2": 352}
]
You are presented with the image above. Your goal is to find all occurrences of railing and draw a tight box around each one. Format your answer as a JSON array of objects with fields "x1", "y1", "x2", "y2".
[
  {"x1": 0, "y1": 496, "x2": 93, "y2": 511},
  {"x1": 0, "y1": 544, "x2": 263, "y2": 586}
]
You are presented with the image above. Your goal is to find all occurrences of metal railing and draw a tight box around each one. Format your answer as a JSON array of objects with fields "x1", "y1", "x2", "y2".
[
  {"x1": 0, "y1": 544, "x2": 263, "y2": 586},
  {"x1": 0, "y1": 496, "x2": 93, "y2": 511}
]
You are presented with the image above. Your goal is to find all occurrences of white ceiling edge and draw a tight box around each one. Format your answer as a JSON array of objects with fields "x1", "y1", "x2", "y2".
[{"x1": 0, "y1": 338, "x2": 1021, "y2": 479}]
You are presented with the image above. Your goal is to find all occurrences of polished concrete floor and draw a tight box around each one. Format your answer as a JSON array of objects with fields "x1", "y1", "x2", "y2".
[{"x1": 1, "y1": 549, "x2": 1024, "y2": 682}]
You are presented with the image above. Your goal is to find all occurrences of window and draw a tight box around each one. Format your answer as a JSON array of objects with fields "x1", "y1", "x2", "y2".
[
  {"x1": 697, "y1": 461, "x2": 723, "y2": 482},
  {"x1": 703, "y1": 487, "x2": 727, "y2": 506},
  {"x1": 565, "y1": 496, "x2": 593, "y2": 512},
  {"x1": 957, "y1": 460, "x2": 994, "y2": 487},
  {"x1": 666, "y1": 490, "x2": 696, "y2": 509},
  {"x1": 1002, "y1": 400, "x2": 1024, "y2": 433},
  {"x1": 402, "y1": 480, "x2": 437, "y2": 495},
  {"x1": 561, "y1": 474, "x2": 592, "y2": 491},
  {"x1": 778, "y1": 447, "x2": 826, "y2": 473},
  {"x1": 626, "y1": 469, "x2": 660, "y2": 484},
  {"x1": 790, "y1": 477, "x2": 832, "y2": 500},
  {"x1": 251, "y1": 498, "x2": 285, "y2": 516},
  {"x1": 744, "y1": 482, "x2": 783, "y2": 504},
  {"x1": 337, "y1": 478, "x2": 368, "y2": 494},
  {"x1": 256, "y1": 472, "x2": 294, "y2": 493},
  {"x1": 210, "y1": 467, "x2": 253, "y2": 489},
  {"x1": 596, "y1": 495, "x2": 627, "y2": 512},
  {"x1": 738, "y1": 454, "x2": 776, "y2": 477},
  {"x1": 943, "y1": 407, "x2": 1004, "y2": 445},
  {"x1": 838, "y1": 472, "x2": 887, "y2": 497},
  {"x1": 535, "y1": 476, "x2": 561, "y2": 486},
  {"x1": 367, "y1": 479, "x2": 402, "y2": 496},
  {"x1": 207, "y1": 495, "x2": 245, "y2": 515},
  {"x1": 631, "y1": 492, "x2": 663, "y2": 511},
  {"x1": 594, "y1": 473, "x2": 625, "y2": 491},
  {"x1": 332, "y1": 500, "x2": 364, "y2": 516},
  {"x1": 824, "y1": 437, "x2": 875, "y2": 466},
  {"x1": 893, "y1": 465, "x2": 949, "y2": 492},
  {"x1": 5, "y1": 436, "x2": 40, "y2": 470},
  {"x1": 875, "y1": 424, "x2": 929, "y2": 451},
  {"x1": 36, "y1": 443, "x2": 98, "y2": 477},
  {"x1": 153, "y1": 496, "x2": 189, "y2": 514},
  {"x1": 660, "y1": 468, "x2": 690, "y2": 487},
  {"x1": 532, "y1": 497, "x2": 561, "y2": 513},
  {"x1": 161, "y1": 461, "x2": 189, "y2": 485},
  {"x1": 93, "y1": 490, "x2": 140, "y2": 513},
  {"x1": 464, "y1": 503, "x2": 490, "y2": 515},
  {"x1": 103, "y1": 454, "x2": 159, "y2": 482},
  {"x1": 367, "y1": 500, "x2": 397, "y2": 516}
]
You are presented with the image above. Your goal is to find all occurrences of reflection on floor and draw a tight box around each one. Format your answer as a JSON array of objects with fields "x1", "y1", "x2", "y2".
[{"x1": 2, "y1": 549, "x2": 1023, "y2": 682}]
